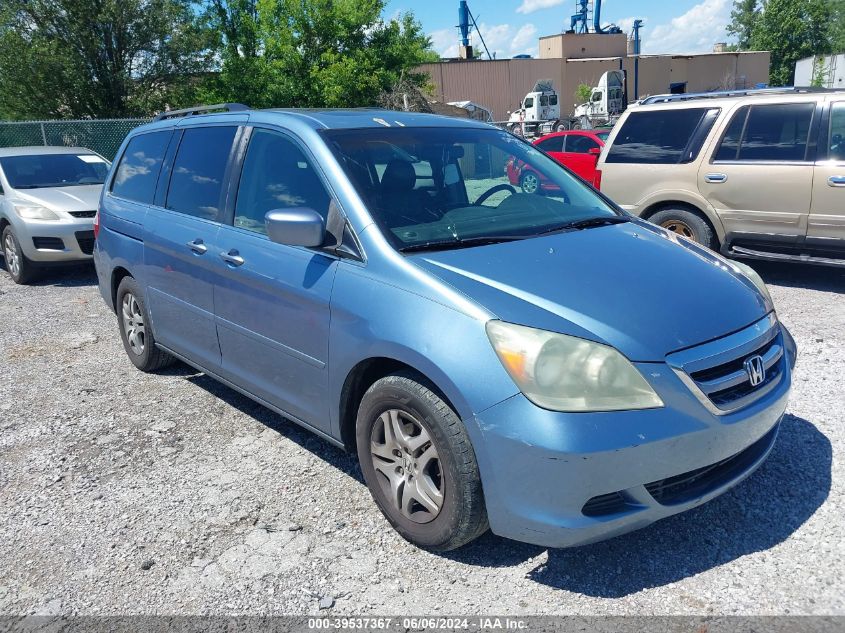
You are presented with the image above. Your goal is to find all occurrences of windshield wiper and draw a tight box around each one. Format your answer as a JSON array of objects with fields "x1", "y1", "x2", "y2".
[
  {"x1": 398, "y1": 235, "x2": 528, "y2": 253},
  {"x1": 536, "y1": 215, "x2": 628, "y2": 236}
]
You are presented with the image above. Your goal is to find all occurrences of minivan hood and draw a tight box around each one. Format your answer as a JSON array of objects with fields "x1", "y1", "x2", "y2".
[
  {"x1": 410, "y1": 221, "x2": 770, "y2": 361},
  {"x1": 12, "y1": 185, "x2": 102, "y2": 213}
]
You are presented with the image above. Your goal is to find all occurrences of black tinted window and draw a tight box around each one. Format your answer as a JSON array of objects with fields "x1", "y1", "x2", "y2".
[
  {"x1": 536, "y1": 136, "x2": 564, "y2": 152},
  {"x1": 831, "y1": 102, "x2": 845, "y2": 161},
  {"x1": 742, "y1": 104, "x2": 814, "y2": 161},
  {"x1": 606, "y1": 108, "x2": 711, "y2": 164},
  {"x1": 714, "y1": 106, "x2": 749, "y2": 161},
  {"x1": 166, "y1": 126, "x2": 237, "y2": 220},
  {"x1": 566, "y1": 135, "x2": 600, "y2": 154},
  {"x1": 235, "y1": 129, "x2": 331, "y2": 235},
  {"x1": 112, "y1": 132, "x2": 171, "y2": 203},
  {"x1": 715, "y1": 104, "x2": 815, "y2": 162}
]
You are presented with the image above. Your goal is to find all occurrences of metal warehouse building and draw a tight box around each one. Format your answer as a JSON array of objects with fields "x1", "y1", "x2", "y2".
[{"x1": 418, "y1": 33, "x2": 771, "y2": 121}]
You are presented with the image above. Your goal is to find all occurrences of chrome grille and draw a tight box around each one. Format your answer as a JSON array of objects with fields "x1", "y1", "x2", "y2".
[{"x1": 666, "y1": 313, "x2": 785, "y2": 415}]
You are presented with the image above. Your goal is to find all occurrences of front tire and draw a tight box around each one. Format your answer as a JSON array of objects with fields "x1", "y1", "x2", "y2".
[
  {"x1": 356, "y1": 372, "x2": 488, "y2": 551},
  {"x1": 2, "y1": 226, "x2": 39, "y2": 285},
  {"x1": 649, "y1": 207, "x2": 719, "y2": 250},
  {"x1": 116, "y1": 276, "x2": 175, "y2": 372}
]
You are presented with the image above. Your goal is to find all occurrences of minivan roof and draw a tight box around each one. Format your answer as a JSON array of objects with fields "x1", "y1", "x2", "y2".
[{"x1": 138, "y1": 107, "x2": 493, "y2": 133}]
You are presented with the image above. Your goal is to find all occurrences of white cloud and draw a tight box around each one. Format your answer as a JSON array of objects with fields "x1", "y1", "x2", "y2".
[
  {"x1": 516, "y1": 0, "x2": 565, "y2": 16},
  {"x1": 428, "y1": 22, "x2": 540, "y2": 59},
  {"x1": 643, "y1": 0, "x2": 731, "y2": 54}
]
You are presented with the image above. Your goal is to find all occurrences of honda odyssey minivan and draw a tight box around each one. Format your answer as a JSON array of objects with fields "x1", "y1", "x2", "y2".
[{"x1": 94, "y1": 105, "x2": 796, "y2": 551}]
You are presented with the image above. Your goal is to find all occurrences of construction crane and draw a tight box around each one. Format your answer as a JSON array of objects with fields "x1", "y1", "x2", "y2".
[
  {"x1": 569, "y1": 0, "x2": 622, "y2": 35},
  {"x1": 457, "y1": 1, "x2": 492, "y2": 60}
]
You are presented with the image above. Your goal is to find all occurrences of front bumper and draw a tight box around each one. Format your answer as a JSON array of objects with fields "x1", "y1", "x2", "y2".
[
  {"x1": 472, "y1": 325, "x2": 794, "y2": 549},
  {"x1": 12, "y1": 217, "x2": 95, "y2": 262}
]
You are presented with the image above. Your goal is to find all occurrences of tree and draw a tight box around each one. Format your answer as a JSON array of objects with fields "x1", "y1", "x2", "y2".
[
  {"x1": 727, "y1": 0, "x2": 760, "y2": 50},
  {"x1": 575, "y1": 83, "x2": 593, "y2": 104},
  {"x1": 202, "y1": 0, "x2": 437, "y2": 109},
  {"x1": 832, "y1": 0, "x2": 845, "y2": 53},
  {"x1": 0, "y1": 0, "x2": 212, "y2": 120},
  {"x1": 751, "y1": 0, "x2": 832, "y2": 86}
]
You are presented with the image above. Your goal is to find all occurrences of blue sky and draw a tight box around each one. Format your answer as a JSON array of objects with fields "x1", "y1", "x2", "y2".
[{"x1": 384, "y1": 0, "x2": 734, "y2": 58}]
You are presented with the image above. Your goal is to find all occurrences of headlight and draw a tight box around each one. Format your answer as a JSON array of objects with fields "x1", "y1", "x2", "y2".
[
  {"x1": 731, "y1": 260, "x2": 772, "y2": 304},
  {"x1": 13, "y1": 204, "x2": 60, "y2": 221},
  {"x1": 486, "y1": 321, "x2": 663, "y2": 412}
]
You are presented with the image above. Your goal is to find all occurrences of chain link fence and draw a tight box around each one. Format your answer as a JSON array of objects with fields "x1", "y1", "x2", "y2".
[{"x1": 0, "y1": 118, "x2": 151, "y2": 160}]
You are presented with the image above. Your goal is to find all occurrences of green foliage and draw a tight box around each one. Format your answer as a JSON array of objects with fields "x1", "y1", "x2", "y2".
[
  {"x1": 201, "y1": 0, "x2": 436, "y2": 109},
  {"x1": 750, "y1": 0, "x2": 832, "y2": 86},
  {"x1": 832, "y1": 0, "x2": 845, "y2": 53},
  {"x1": 726, "y1": 0, "x2": 760, "y2": 51},
  {"x1": 0, "y1": 0, "x2": 212, "y2": 119},
  {"x1": 575, "y1": 84, "x2": 593, "y2": 104},
  {"x1": 811, "y1": 56, "x2": 829, "y2": 87}
]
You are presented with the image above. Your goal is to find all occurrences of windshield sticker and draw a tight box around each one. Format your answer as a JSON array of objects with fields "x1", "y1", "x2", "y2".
[{"x1": 78, "y1": 155, "x2": 106, "y2": 163}]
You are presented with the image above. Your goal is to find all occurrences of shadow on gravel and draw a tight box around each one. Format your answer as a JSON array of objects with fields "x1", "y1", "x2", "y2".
[
  {"x1": 0, "y1": 259, "x2": 97, "y2": 287},
  {"x1": 748, "y1": 260, "x2": 845, "y2": 293},
  {"x1": 448, "y1": 414, "x2": 831, "y2": 597},
  {"x1": 184, "y1": 372, "x2": 362, "y2": 482}
]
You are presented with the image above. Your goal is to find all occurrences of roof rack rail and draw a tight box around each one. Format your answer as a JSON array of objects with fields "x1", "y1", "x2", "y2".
[
  {"x1": 639, "y1": 86, "x2": 840, "y2": 106},
  {"x1": 153, "y1": 103, "x2": 249, "y2": 122}
]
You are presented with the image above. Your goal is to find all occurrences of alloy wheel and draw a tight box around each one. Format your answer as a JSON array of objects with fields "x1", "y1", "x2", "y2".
[
  {"x1": 660, "y1": 219, "x2": 696, "y2": 240},
  {"x1": 369, "y1": 409, "x2": 444, "y2": 524},
  {"x1": 121, "y1": 293, "x2": 146, "y2": 356},
  {"x1": 4, "y1": 233, "x2": 20, "y2": 278},
  {"x1": 521, "y1": 172, "x2": 539, "y2": 194}
]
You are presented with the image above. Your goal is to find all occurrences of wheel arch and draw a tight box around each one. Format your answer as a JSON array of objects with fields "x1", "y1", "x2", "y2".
[
  {"x1": 110, "y1": 266, "x2": 133, "y2": 312},
  {"x1": 337, "y1": 357, "x2": 462, "y2": 454},
  {"x1": 640, "y1": 199, "x2": 724, "y2": 246}
]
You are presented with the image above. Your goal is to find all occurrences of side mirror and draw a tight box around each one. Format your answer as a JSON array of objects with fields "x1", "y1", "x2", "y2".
[
  {"x1": 265, "y1": 208, "x2": 325, "y2": 248},
  {"x1": 588, "y1": 147, "x2": 602, "y2": 156}
]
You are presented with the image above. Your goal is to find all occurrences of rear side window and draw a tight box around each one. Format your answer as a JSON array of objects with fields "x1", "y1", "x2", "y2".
[
  {"x1": 536, "y1": 136, "x2": 564, "y2": 152},
  {"x1": 165, "y1": 126, "x2": 237, "y2": 221},
  {"x1": 830, "y1": 102, "x2": 845, "y2": 161},
  {"x1": 714, "y1": 103, "x2": 815, "y2": 162},
  {"x1": 606, "y1": 108, "x2": 713, "y2": 164},
  {"x1": 111, "y1": 131, "x2": 171, "y2": 203}
]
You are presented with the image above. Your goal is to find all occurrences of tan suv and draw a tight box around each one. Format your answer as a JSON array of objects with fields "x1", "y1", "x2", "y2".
[{"x1": 597, "y1": 89, "x2": 845, "y2": 266}]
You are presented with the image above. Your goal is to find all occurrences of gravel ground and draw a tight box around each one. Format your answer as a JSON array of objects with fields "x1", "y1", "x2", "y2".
[{"x1": 0, "y1": 259, "x2": 842, "y2": 616}]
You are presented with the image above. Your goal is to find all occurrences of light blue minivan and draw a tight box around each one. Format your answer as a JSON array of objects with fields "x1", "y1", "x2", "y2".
[{"x1": 94, "y1": 105, "x2": 796, "y2": 551}]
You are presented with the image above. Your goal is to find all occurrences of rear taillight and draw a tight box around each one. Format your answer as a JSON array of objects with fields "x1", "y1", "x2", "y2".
[
  {"x1": 93, "y1": 208, "x2": 100, "y2": 239},
  {"x1": 593, "y1": 169, "x2": 602, "y2": 190}
]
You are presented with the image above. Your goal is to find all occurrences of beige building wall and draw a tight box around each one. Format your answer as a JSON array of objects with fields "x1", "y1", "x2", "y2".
[
  {"x1": 418, "y1": 51, "x2": 771, "y2": 121},
  {"x1": 540, "y1": 33, "x2": 628, "y2": 60}
]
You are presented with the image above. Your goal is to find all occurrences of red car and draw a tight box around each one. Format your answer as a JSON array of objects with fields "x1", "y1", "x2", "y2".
[{"x1": 507, "y1": 129, "x2": 609, "y2": 192}]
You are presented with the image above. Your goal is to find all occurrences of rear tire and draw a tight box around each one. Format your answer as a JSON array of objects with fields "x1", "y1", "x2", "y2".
[
  {"x1": 509, "y1": 123, "x2": 524, "y2": 137},
  {"x1": 356, "y1": 372, "x2": 488, "y2": 551},
  {"x1": 649, "y1": 207, "x2": 719, "y2": 251},
  {"x1": 519, "y1": 170, "x2": 541, "y2": 195},
  {"x1": 554, "y1": 120, "x2": 569, "y2": 132},
  {"x1": 2, "y1": 226, "x2": 39, "y2": 285},
  {"x1": 116, "y1": 276, "x2": 175, "y2": 372}
]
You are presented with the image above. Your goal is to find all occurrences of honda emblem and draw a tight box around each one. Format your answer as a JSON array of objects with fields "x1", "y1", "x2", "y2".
[{"x1": 744, "y1": 355, "x2": 766, "y2": 387}]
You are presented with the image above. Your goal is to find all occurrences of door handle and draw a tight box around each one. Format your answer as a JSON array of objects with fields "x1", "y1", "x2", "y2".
[
  {"x1": 705, "y1": 173, "x2": 728, "y2": 184},
  {"x1": 828, "y1": 176, "x2": 845, "y2": 187},
  {"x1": 220, "y1": 249, "x2": 244, "y2": 267},
  {"x1": 186, "y1": 238, "x2": 207, "y2": 255}
]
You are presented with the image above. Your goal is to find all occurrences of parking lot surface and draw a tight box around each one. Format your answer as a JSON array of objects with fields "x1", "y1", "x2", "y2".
[{"x1": 0, "y1": 260, "x2": 842, "y2": 615}]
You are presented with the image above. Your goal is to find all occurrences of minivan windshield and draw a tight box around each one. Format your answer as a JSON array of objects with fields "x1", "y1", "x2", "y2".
[
  {"x1": 323, "y1": 127, "x2": 620, "y2": 252},
  {"x1": 0, "y1": 153, "x2": 109, "y2": 189}
]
